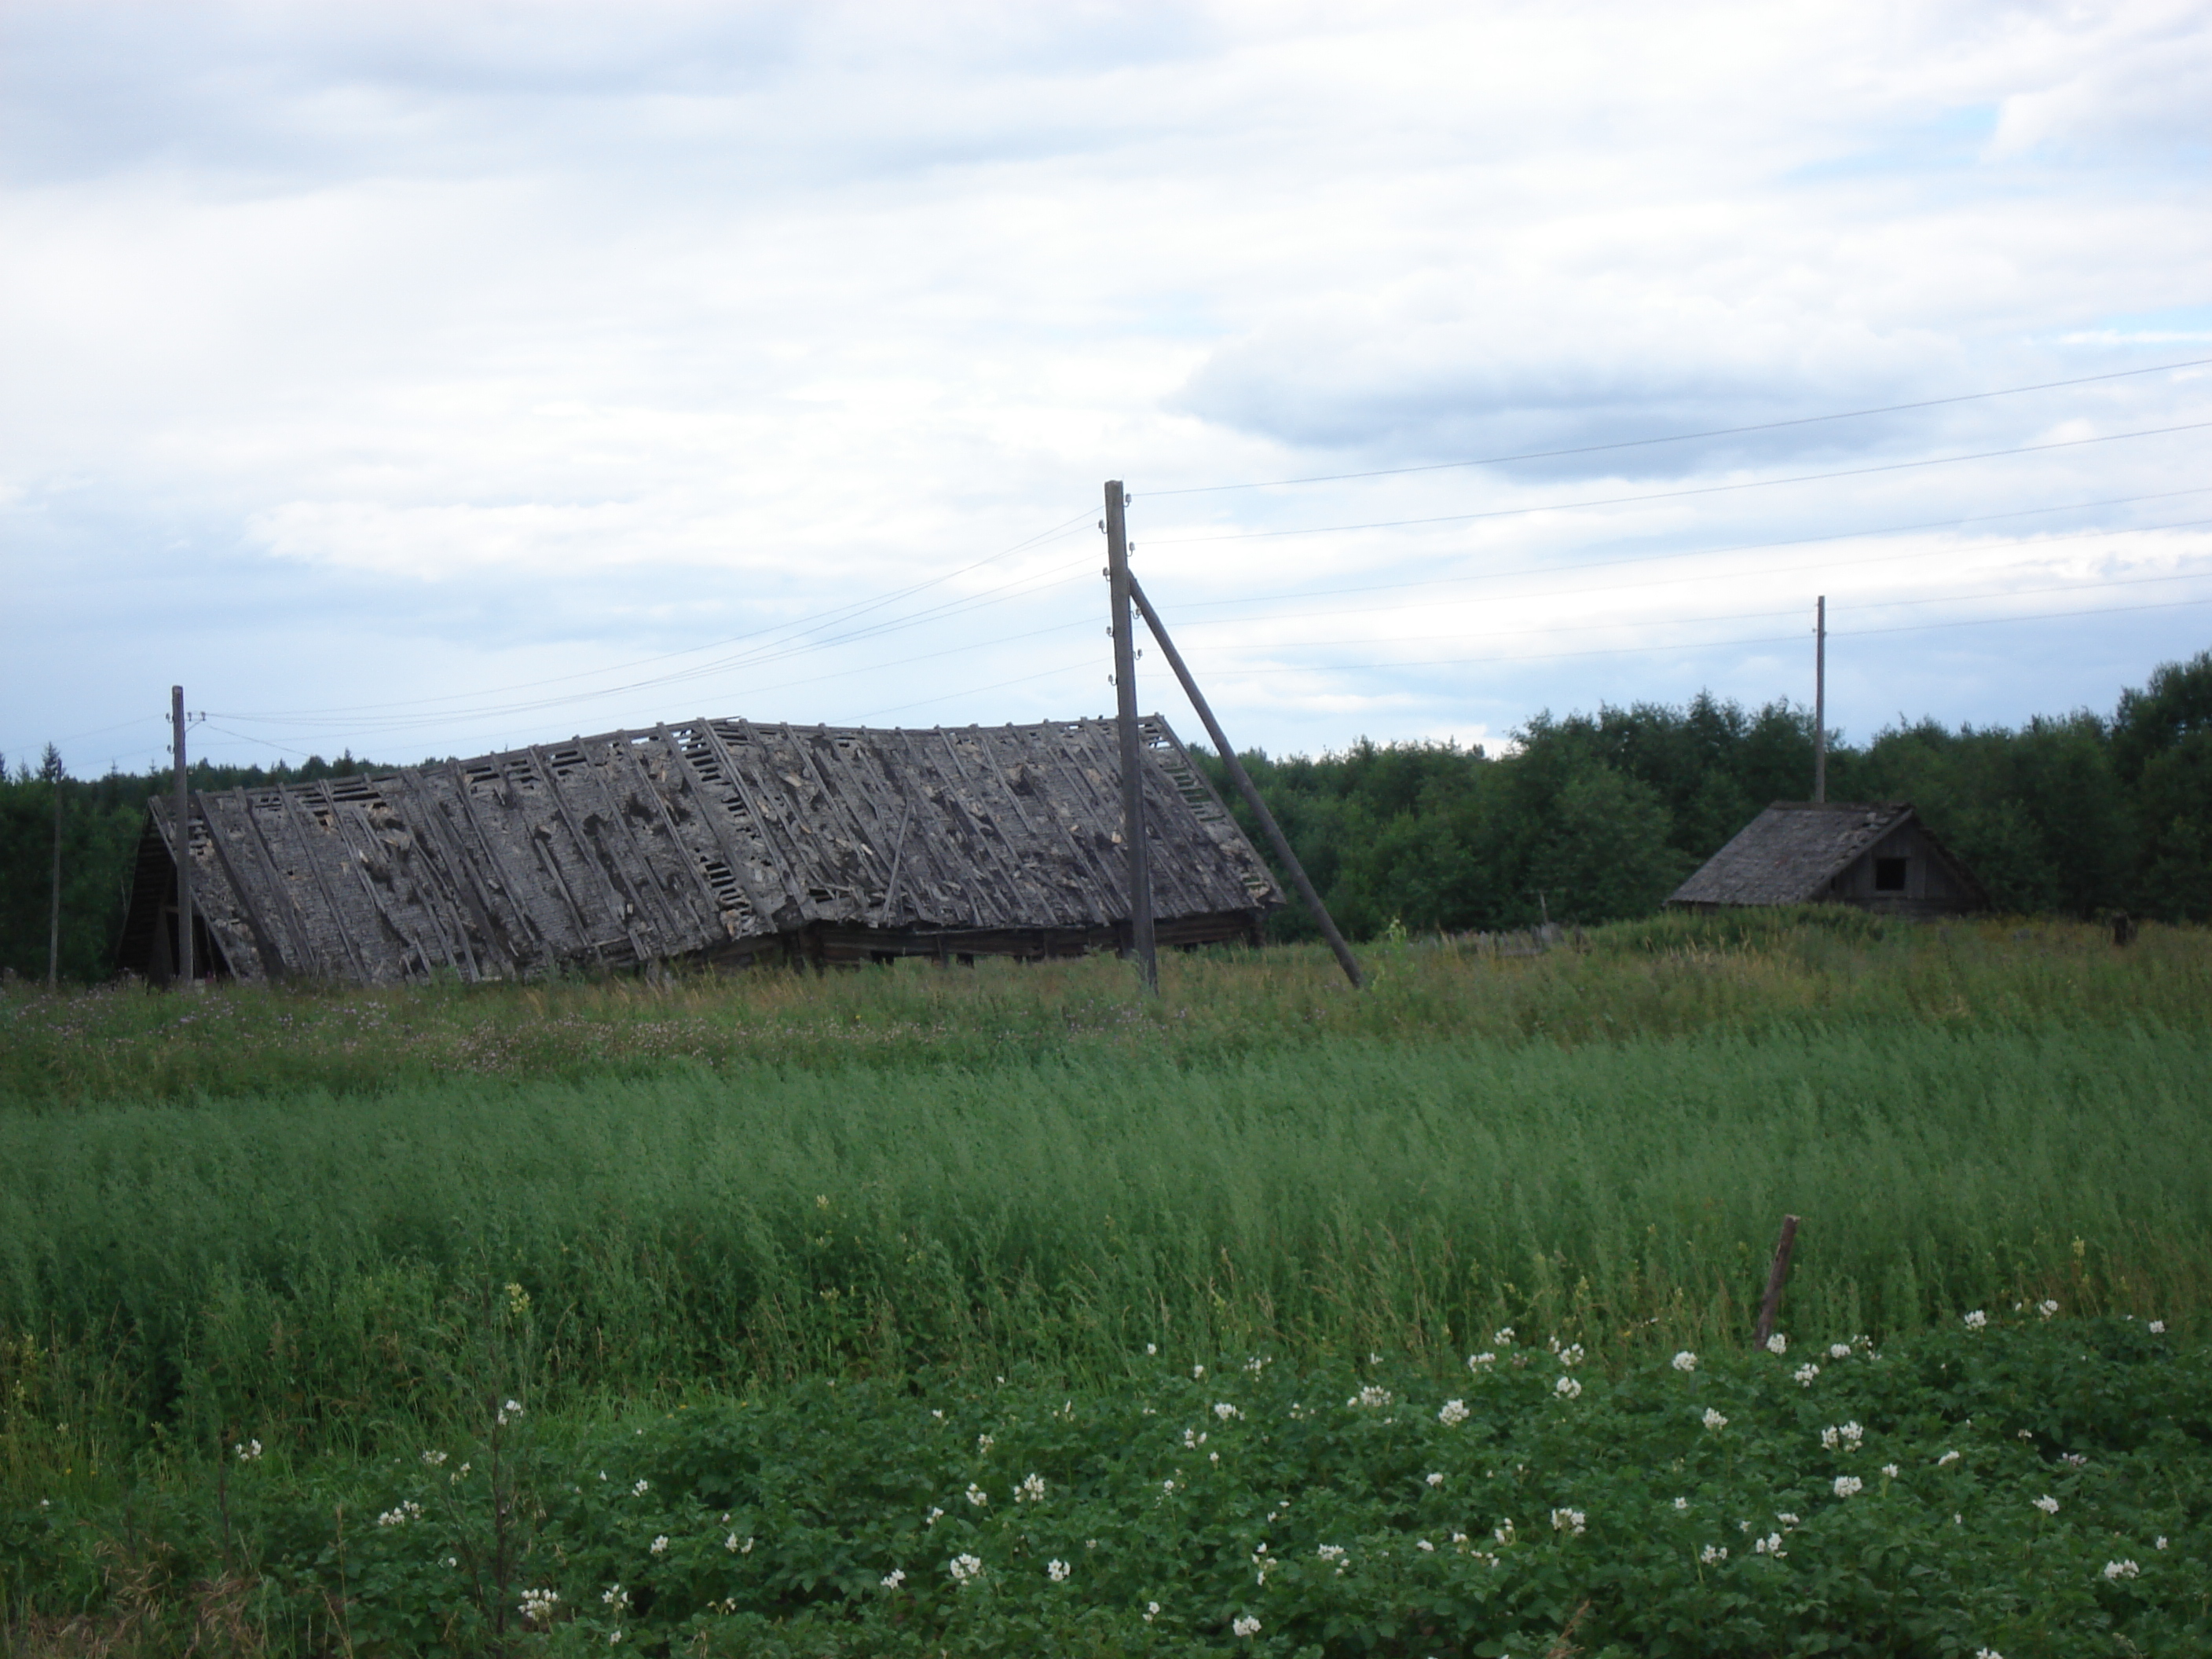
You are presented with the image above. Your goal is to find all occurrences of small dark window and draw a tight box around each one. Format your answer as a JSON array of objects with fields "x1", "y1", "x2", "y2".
[{"x1": 1873, "y1": 857, "x2": 1908, "y2": 892}]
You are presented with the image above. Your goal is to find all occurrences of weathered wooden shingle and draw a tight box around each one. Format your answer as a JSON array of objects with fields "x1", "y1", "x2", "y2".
[
  {"x1": 123, "y1": 714, "x2": 1280, "y2": 983},
  {"x1": 1670, "y1": 800, "x2": 1986, "y2": 914}
]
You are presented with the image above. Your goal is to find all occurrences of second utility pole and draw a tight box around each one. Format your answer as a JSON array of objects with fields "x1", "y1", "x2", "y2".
[
  {"x1": 1813, "y1": 596, "x2": 1827, "y2": 804},
  {"x1": 1104, "y1": 480, "x2": 1158, "y2": 989}
]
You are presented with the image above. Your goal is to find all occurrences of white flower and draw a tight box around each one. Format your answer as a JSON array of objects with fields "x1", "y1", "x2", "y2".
[
  {"x1": 1881, "y1": 1463, "x2": 1900, "y2": 1480},
  {"x1": 1232, "y1": 1613, "x2": 1262, "y2": 1638},
  {"x1": 1145, "y1": 1343, "x2": 1157, "y2": 1355},
  {"x1": 1673, "y1": 1496, "x2": 1689, "y2": 1511},
  {"x1": 1493, "y1": 1327, "x2": 1514, "y2": 1344},
  {"x1": 1701, "y1": 1544, "x2": 1727, "y2": 1564},
  {"x1": 1192, "y1": 1364, "x2": 1205, "y2": 1379},
  {"x1": 1975, "y1": 1650, "x2": 2004, "y2": 1659},
  {"x1": 518, "y1": 1588, "x2": 560, "y2": 1624},
  {"x1": 1753, "y1": 1531, "x2": 1785, "y2": 1556},
  {"x1": 1467, "y1": 1352, "x2": 1496, "y2": 1372},
  {"x1": 948, "y1": 1554, "x2": 983, "y2": 1584},
  {"x1": 2156, "y1": 1536, "x2": 2169, "y2": 1550},
  {"x1": 1559, "y1": 1343, "x2": 1585, "y2": 1366},
  {"x1": 1775, "y1": 1512, "x2": 1800, "y2": 1527},
  {"x1": 2033, "y1": 1495, "x2": 2060, "y2": 1514},
  {"x1": 2149, "y1": 1319, "x2": 2166, "y2": 1333},
  {"x1": 1701, "y1": 1408, "x2": 1728, "y2": 1432},
  {"x1": 1766, "y1": 1333, "x2": 1788, "y2": 1355},
  {"x1": 1937, "y1": 1449, "x2": 1961, "y2": 1466},
  {"x1": 1214, "y1": 1401, "x2": 1241, "y2": 1421},
  {"x1": 1964, "y1": 1310, "x2": 1987, "y2": 1331},
  {"x1": 1493, "y1": 1520, "x2": 1515, "y2": 1545},
  {"x1": 1829, "y1": 1342, "x2": 1853, "y2": 1360},
  {"x1": 1416, "y1": 1537, "x2": 1434, "y2": 1551},
  {"x1": 1551, "y1": 1507, "x2": 1586, "y2": 1536},
  {"x1": 631, "y1": 1478, "x2": 649, "y2": 1497},
  {"x1": 976, "y1": 1433, "x2": 994, "y2": 1454},
  {"x1": 1821, "y1": 1421, "x2": 1863, "y2": 1450},
  {"x1": 1673, "y1": 1351, "x2": 1698, "y2": 1372},
  {"x1": 420, "y1": 1449, "x2": 447, "y2": 1467},
  {"x1": 1245, "y1": 1356, "x2": 1268, "y2": 1373},
  {"x1": 648, "y1": 1535, "x2": 668, "y2": 1555},
  {"x1": 2101, "y1": 1558, "x2": 2140, "y2": 1580},
  {"x1": 1144, "y1": 1600, "x2": 1161, "y2": 1622},
  {"x1": 234, "y1": 1440, "x2": 262, "y2": 1462},
  {"x1": 376, "y1": 1502, "x2": 423, "y2": 1527},
  {"x1": 1554, "y1": 1375, "x2": 1582, "y2": 1400},
  {"x1": 602, "y1": 1584, "x2": 629, "y2": 1610},
  {"x1": 1317, "y1": 1544, "x2": 1346, "y2": 1562},
  {"x1": 966, "y1": 1483, "x2": 989, "y2": 1507},
  {"x1": 1426, "y1": 1472, "x2": 1444, "y2": 1488},
  {"x1": 1047, "y1": 1558, "x2": 1071, "y2": 1583},
  {"x1": 923, "y1": 1507, "x2": 943, "y2": 1528},
  {"x1": 1795, "y1": 1364, "x2": 1821, "y2": 1386},
  {"x1": 2038, "y1": 1300, "x2": 2059, "y2": 1318},
  {"x1": 881, "y1": 1568, "x2": 905, "y2": 1589},
  {"x1": 1438, "y1": 1398, "x2": 1470, "y2": 1426},
  {"x1": 608, "y1": 1632, "x2": 623, "y2": 1646},
  {"x1": 1833, "y1": 1476, "x2": 1863, "y2": 1498},
  {"x1": 1351, "y1": 1384, "x2": 1393, "y2": 1408},
  {"x1": 1016, "y1": 1473, "x2": 1046, "y2": 1503}
]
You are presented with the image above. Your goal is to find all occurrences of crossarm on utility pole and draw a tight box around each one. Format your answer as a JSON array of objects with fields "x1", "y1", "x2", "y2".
[{"x1": 1126, "y1": 575, "x2": 1364, "y2": 990}]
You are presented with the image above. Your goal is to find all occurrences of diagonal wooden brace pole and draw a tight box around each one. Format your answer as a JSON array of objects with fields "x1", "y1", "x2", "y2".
[{"x1": 1126, "y1": 574, "x2": 1364, "y2": 989}]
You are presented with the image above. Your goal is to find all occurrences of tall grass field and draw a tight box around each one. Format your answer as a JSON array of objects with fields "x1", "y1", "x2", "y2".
[{"x1": 2, "y1": 912, "x2": 2207, "y2": 1655}]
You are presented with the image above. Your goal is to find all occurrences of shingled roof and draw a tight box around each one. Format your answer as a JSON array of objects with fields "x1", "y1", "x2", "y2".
[
  {"x1": 1669, "y1": 801, "x2": 1928, "y2": 907},
  {"x1": 122, "y1": 713, "x2": 1280, "y2": 984}
]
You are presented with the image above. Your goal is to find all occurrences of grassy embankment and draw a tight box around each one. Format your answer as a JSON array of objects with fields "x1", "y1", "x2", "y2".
[{"x1": 1, "y1": 911, "x2": 2207, "y2": 1654}]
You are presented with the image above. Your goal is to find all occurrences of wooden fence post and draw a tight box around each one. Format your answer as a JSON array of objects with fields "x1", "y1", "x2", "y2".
[{"x1": 1752, "y1": 1214, "x2": 1799, "y2": 1350}]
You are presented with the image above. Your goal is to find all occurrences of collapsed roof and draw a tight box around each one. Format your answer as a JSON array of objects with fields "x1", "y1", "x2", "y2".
[{"x1": 122, "y1": 714, "x2": 1280, "y2": 983}]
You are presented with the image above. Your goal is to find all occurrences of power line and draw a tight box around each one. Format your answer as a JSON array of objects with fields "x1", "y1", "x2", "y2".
[
  {"x1": 1181, "y1": 566, "x2": 2212, "y2": 660},
  {"x1": 1142, "y1": 355, "x2": 2212, "y2": 496},
  {"x1": 1201, "y1": 594, "x2": 2212, "y2": 679},
  {"x1": 207, "y1": 507, "x2": 1097, "y2": 723},
  {"x1": 1167, "y1": 515, "x2": 2212, "y2": 635},
  {"x1": 1145, "y1": 422, "x2": 2212, "y2": 546},
  {"x1": 1155, "y1": 486, "x2": 2212, "y2": 613}
]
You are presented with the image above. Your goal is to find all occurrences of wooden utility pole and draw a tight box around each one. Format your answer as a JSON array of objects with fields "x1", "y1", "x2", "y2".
[
  {"x1": 47, "y1": 761, "x2": 62, "y2": 987},
  {"x1": 1104, "y1": 481, "x2": 1157, "y2": 989},
  {"x1": 1126, "y1": 574, "x2": 1365, "y2": 990},
  {"x1": 1812, "y1": 596, "x2": 1827, "y2": 804},
  {"x1": 172, "y1": 685, "x2": 195, "y2": 985}
]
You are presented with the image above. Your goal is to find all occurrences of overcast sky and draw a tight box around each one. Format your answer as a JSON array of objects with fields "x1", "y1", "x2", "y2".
[{"x1": 4, "y1": 0, "x2": 2209, "y2": 778}]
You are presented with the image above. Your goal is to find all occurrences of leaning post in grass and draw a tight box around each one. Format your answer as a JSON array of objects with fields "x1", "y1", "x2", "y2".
[
  {"x1": 1126, "y1": 573, "x2": 1365, "y2": 990},
  {"x1": 1752, "y1": 1214, "x2": 1800, "y2": 1350}
]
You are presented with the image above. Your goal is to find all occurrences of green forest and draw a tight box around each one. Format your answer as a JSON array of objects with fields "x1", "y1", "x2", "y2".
[{"x1": 4, "y1": 650, "x2": 2208, "y2": 981}]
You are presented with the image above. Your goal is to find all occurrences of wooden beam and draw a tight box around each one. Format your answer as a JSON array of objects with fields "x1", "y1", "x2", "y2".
[{"x1": 1126, "y1": 573, "x2": 1364, "y2": 989}]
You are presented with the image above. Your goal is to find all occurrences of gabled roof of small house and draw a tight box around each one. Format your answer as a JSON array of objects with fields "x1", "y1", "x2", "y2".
[
  {"x1": 125, "y1": 712, "x2": 1280, "y2": 984},
  {"x1": 1669, "y1": 800, "x2": 1936, "y2": 907}
]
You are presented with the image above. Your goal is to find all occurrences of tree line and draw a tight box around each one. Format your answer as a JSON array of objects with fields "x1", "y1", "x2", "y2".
[
  {"x1": 1194, "y1": 648, "x2": 2212, "y2": 939},
  {"x1": 2, "y1": 650, "x2": 2207, "y2": 980}
]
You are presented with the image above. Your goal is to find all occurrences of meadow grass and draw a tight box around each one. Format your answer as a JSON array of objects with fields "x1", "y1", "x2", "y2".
[
  {"x1": 2, "y1": 915, "x2": 2209, "y2": 1653},
  {"x1": 2, "y1": 916, "x2": 2206, "y2": 1462}
]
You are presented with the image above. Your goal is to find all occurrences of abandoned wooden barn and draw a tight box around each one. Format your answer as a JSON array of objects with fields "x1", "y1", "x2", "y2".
[
  {"x1": 1668, "y1": 800, "x2": 1987, "y2": 918},
  {"x1": 118, "y1": 714, "x2": 1281, "y2": 985}
]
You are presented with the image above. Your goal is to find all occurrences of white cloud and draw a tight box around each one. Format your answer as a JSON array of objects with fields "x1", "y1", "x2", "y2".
[{"x1": 3, "y1": 0, "x2": 2209, "y2": 772}]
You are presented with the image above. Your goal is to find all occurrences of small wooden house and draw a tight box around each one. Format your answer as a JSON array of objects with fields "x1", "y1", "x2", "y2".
[
  {"x1": 1668, "y1": 801, "x2": 1987, "y2": 918},
  {"x1": 119, "y1": 713, "x2": 1281, "y2": 985}
]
